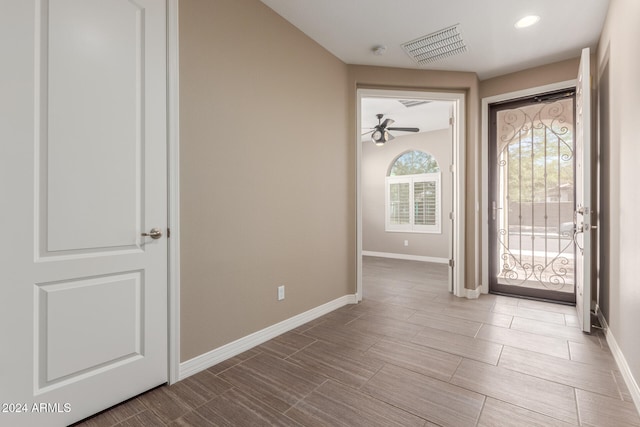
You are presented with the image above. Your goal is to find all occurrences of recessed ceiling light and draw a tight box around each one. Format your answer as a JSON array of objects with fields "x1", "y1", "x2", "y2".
[{"x1": 514, "y1": 15, "x2": 540, "y2": 29}]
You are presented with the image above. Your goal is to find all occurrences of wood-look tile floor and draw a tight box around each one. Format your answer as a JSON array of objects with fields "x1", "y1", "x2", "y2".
[{"x1": 76, "y1": 257, "x2": 640, "y2": 427}]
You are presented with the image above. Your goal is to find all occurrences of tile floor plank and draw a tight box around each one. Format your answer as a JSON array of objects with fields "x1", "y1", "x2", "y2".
[
  {"x1": 411, "y1": 326, "x2": 503, "y2": 365},
  {"x1": 302, "y1": 322, "x2": 379, "y2": 352},
  {"x1": 477, "y1": 323, "x2": 570, "y2": 359},
  {"x1": 287, "y1": 340, "x2": 384, "y2": 389},
  {"x1": 478, "y1": 397, "x2": 576, "y2": 427},
  {"x1": 576, "y1": 389, "x2": 640, "y2": 427},
  {"x1": 135, "y1": 386, "x2": 193, "y2": 424},
  {"x1": 407, "y1": 311, "x2": 482, "y2": 337},
  {"x1": 569, "y1": 341, "x2": 618, "y2": 367},
  {"x1": 115, "y1": 410, "x2": 167, "y2": 427},
  {"x1": 258, "y1": 331, "x2": 317, "y2": 358},
  {"x1": 513, "y1": 306, "x2": 567, "y2": 325},
  {"x1": 517, "y1": 299, "x2": 578, "y2": 315},
  {"x1": 442, "y1": 305, "x2": 513, "y2": 328},
  {"x1": 450, "y1": 358, "x2": 578, "y2": 424},
  {"x1": 361, "y1": 364, "x2": 485, "y2": 427},
  {"x1": 285, "y1": 380, "x2": 425, "y2": 427},
  {"x1": 510, "y1": 316, "x2": 601, "y2": 346},
  {"x1": 365, "y1": 338, "x2": 462, "y2": 382},
  {"x1": 345, "y1": 313, "x2": 424, "y2": 341},
  {"x1": 498, "y1": 346, "x2": 620, "y2": 398},
  {"x1": 195, "y1": 388, "x2": 302, "y2": 427},
  {"x1": 218, "y1": 353, "x2": 327, "y2": 413}
]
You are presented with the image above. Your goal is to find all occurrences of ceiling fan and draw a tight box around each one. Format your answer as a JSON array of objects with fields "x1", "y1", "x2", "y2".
[{"x1": 363, "y1": 113, "x2": 420, "y2": 146}]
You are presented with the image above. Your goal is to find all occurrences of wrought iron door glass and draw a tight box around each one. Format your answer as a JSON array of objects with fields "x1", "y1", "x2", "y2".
[{"x1": 493, "y1": 97, "x2": 575, "y2": 296}]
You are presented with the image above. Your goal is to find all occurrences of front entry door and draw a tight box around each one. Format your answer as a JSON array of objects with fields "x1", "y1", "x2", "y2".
[
  {"x1": 574, "y1": 47, "x2": 594, "y2": 333},
  {"x1": 1, "y1": 1, "x2": 168, "y2": 426},
  {"x1": 488, "y1": 90, "x2": 577, "y2": 303}
]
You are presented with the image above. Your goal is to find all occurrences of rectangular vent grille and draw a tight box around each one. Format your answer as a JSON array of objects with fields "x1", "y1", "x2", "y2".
[
  {"x1": 402, "y1": 24, "x2": 467, "y2": 65},
  {"x1": 398, "y1": 99, "x2": 432, "y2": 108}
]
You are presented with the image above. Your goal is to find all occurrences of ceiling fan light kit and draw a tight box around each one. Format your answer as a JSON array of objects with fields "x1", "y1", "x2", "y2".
[{"x1": 366, "y1": 113, "x2": 419, "y2": 146}]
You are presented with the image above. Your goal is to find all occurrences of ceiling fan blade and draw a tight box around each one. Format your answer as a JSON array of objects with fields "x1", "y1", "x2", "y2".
[
  {"x1": 387, "y1": 132, "x2": 395, "y2": 141},
  {"x1": 380, "y1": 118, "x2": 394, "y2": 128},
  {"x1": 361, "y1": 130, "x2": 374, "y2": 136},
  {"x1": 387, "y1": 127, "x2": 420, "y2": 132}
]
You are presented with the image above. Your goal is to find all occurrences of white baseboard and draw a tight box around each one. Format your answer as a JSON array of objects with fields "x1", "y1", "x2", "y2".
[
  {"x1": 465, "y1": 287, "x2": 482, "y2": 299},
  {"x1": 178, "y1": 294, "x2": 357, "y2": 381},
  {"x1": 596, "y1": 306, "x2": 640, "y2": 415},
  {"x1": 362, "y1": 251, "x2": 448, "y2": 264}
]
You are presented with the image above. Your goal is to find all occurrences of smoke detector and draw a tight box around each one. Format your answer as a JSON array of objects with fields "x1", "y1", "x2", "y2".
[{"x1": 372, "y1": 45, "x2": 387, "y2": 56}]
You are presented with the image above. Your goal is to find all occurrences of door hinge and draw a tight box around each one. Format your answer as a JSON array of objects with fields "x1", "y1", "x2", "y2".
[
  {"x1": 449, "y1": 116, "x2": 454, "y2": 126},
  {"x1": 449, "y1": 212, "x2": 454, "y2": 220},
  {"x1": 449, "y1": 164, "x2": 455, "y2": 173},
  {"x1": 449, "y1": 259, "x2": 455, "y2": 268},
  {"x1": 167, "y1": 228, "x2": 171, "y2": 238}
]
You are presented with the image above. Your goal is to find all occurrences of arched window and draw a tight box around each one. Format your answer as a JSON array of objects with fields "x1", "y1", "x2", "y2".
[
  {"x1": 389, "y1": 150, "x2": 440, "y2": 175},
  {"x1": 386, "y1": 150, "x2": 441, "y2": 233}
]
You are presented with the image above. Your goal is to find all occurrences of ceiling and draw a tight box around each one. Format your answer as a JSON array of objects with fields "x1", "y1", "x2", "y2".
[{"x1": 260, "y1": 0, "x2": 609, "y2": 80}]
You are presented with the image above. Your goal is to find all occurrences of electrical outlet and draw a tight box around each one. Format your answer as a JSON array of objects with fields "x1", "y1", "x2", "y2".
[
  {"x1": 404, "y1": 240, "x2": 409, "y2": 247},
  {"x1": 277, "y1": 285, "x2": 285, "y2": 301}
]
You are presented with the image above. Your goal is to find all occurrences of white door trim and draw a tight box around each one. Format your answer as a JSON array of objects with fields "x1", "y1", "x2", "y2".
[
  {"x1": 356, "y1": 88, "x2": 466, "y2": 299},
  {"x1": 167, "y1": 0, "x2": 181, "y2": 385},
  {"x1": 480, "y1": 80, "x2": 576, "y2": 294}
]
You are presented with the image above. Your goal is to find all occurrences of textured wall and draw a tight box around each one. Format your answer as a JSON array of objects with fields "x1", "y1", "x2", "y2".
[
  {"x1": 596, "y1": 0, "x2": 640, "y2": 391},
  {"x1": 179, "y1": 0, "x2": 351, "y2": 361}
]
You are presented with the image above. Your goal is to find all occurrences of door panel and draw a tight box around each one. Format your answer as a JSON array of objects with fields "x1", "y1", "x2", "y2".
[
  {"x1": 1, "y1": 1, "x2": 168, "y2": 425},
  {"x1": 37, "y1": 272, "x2": 142, "y2": 385},
  {"x1": 44, "y1": 0, "x2": 142, "y2": 252},
  {"x1": 575, "y1": 47, "x2": 593, "y2": 333}
]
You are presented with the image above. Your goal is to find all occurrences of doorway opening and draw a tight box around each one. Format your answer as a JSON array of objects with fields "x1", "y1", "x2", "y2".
[
  {"x1": 488, "y1": 89, "x2": 577, "y2": 303},
  {"x1": 356, "y1": 89, "x2": 466, "y2": 300}
]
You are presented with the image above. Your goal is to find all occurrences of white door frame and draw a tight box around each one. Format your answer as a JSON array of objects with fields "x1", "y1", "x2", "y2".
[
  {"x1": 167, "y1": 0, "x2": 181, "y2": 385},
  {"x1": 480, "y1": 80, "x2": 576, "y2": 294},
  {"x1": 356, "y1": 88, "x2": 466, "y2": 299}
]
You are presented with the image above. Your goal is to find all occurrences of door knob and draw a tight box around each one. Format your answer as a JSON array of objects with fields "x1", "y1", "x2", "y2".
[
  {"x1": 492, "y1": 201, "x2": 503, "y2": 220},
  {"x1": 141, "y1": 228, "x2": 162, "y2": 239}
]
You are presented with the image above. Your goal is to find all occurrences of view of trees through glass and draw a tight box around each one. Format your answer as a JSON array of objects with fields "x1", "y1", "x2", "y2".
[{"x1": 389, "y1": 150, "x2": 439, "y2": 176}]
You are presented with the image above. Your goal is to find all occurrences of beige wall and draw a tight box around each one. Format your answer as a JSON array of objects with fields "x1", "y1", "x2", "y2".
[
  {"x1": 362, "y1": 129, "x2": 452, "y2": 258},
  {"x1": 179, "y1": 0, "x2": 351, "y2": 361},
  {"x1": 480, "y1": 57, "x2": 580, "y2": 99},
  {"x1": 596, "y1": 0, "x2": 640, "y2": 388},
  {"x1": 349, "y1": 65, "x2": 480, "y2": 289}
]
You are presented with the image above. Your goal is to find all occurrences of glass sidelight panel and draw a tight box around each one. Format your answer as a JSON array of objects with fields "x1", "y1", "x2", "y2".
[{"x1": 489, "y1": 92, "x2": 576, "y2": 302}]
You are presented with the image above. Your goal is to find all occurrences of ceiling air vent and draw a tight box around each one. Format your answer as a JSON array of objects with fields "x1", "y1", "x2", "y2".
[
  {"x1": 402, "y1": 24, "x2": 467, "y2": 65},
  {"x1": 398, "y1": 99, "x2": 432, "y2": 108}
]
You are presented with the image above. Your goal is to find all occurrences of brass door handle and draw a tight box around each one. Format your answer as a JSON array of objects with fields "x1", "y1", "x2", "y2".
[{"x1": 141, "y1": 228, "x2": 162, "y2": 239}]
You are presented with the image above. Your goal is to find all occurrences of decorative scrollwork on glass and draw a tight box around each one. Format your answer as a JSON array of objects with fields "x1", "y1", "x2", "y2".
[{"x1": 495, "y1": 96, "x2": 575, "y2": 292}]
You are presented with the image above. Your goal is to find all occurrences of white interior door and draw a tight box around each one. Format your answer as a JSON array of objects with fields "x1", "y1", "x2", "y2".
[
  {"x1": 575, "y1": 47, "x2": 593, "y2": 333},
  {"x1": 0, "y1": 1, "x2": 168, "y2": 425}
]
